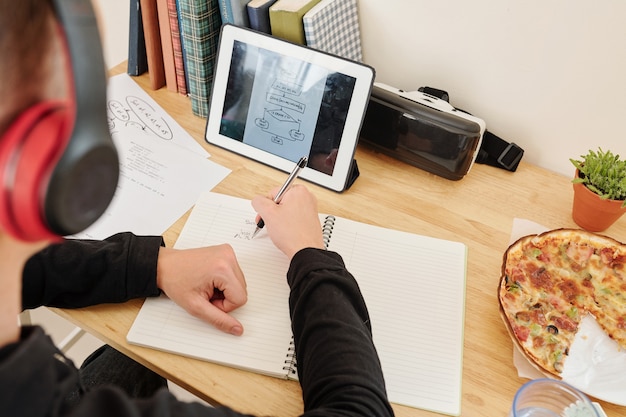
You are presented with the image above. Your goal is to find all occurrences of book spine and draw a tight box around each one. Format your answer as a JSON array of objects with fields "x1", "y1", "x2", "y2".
[
  {"x1": 268, "y1": 8, "x2": 292, "y2": 43},
  {"x1": 156, "y1": 0, "x2": 178, "y2": 92},
  {"x1": 269, "y1": 0, "x2": 321, "y2": 45},
  {"x1": 219, "y1": 0, "x2": 250, "y2": 26},
  {"x1": 303, "y1": 0, "x2": 363, "y2": 62},
  {"x1": 247, "y1": 0, "x2": 276, "y2": 34},
  {"x1": 140, "y1": 0, "x2": 166, "y2": 89},
  {"x1": 177, "y1": 0, "x2": 223, "y2": 118},
  {"x1": 167, "y1": 0, "x2": 188, "y2": 95},
  {"x1": 218, "y1": 0, "x2": 233, "y2": 24},
  {"x1": 128, "y1": 0, "x2": 148, "y2": 76}
]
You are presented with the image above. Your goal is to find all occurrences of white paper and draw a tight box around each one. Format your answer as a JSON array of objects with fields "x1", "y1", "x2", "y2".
[
  {"x1": 107, "y1": 74, "x2": 208, "y2": 157},
  {"x1": 70, "y1": 76, "x2": 231, "y2": 239},
  {"x1": 561, "y1": 315, "x2": 626, "y2": 404},
  {"x1": 507, "y1": 218, "x2": 626, "y2": 406}
]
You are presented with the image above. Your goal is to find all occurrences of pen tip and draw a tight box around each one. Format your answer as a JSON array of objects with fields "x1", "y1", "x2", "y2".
[{"x1": 251, "y1": 227, "x2": 260, "y2": 238}]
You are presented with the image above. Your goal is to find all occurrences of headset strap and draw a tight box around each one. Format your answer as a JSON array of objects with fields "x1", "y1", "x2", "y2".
[
  {"x1": 475, "y1": 131, "x2": 523, "y2": 172},
  {"x1": 418, "y1": 86, "x2": 524, "y2": 172}
]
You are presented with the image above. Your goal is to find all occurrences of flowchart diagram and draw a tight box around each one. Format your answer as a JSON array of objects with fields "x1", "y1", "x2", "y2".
[
  {"x1": 243, "y1": 56, "x2": 325, "y2": 161},
  {"x1": 254, "y1": 77, "x2": 307, "y2": 146}
]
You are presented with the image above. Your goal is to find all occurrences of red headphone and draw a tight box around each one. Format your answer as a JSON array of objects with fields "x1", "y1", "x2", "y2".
[{"x1": 0, "y1": 0, "x2": 119, "y2": 242}]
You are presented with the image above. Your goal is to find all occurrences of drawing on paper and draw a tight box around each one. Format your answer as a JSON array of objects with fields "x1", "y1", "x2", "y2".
[{"x1": 107, "y1": 96, "x2": 174, "y2": 141}]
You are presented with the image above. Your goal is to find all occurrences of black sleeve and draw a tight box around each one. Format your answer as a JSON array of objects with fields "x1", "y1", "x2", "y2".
[
  {"x1": 8, "y1": 247, "x2": 393, "y2": 417},
  {"x1": 288, "y1": 248, "x2": 395, "y2": 417},
  {"x1": 0, "y1": 327, "x2": 254, "y2": 417},
  {"x1": 22, "y1": 233, "x2": 164, "y2": 310}
]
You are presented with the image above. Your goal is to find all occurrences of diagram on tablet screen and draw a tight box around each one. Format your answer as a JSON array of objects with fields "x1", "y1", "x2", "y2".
[
  {"x1": 255, "y1": 77, "x2": 306, "y2": 145},
  {"x1": 244, "y1": 53, "x2": 325, "y2": 161}
]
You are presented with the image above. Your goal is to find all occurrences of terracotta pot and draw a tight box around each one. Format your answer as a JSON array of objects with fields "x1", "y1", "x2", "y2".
[{"x1": 572, "y1": 178, "x2": 626, "y2": 232}]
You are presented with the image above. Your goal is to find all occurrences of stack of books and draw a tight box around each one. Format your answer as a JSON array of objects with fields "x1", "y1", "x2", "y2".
[{"x1": 128, "y1": 0, "x2": 363, "y2": 118}]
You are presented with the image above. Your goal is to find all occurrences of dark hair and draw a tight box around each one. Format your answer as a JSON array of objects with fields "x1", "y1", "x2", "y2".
[{"x1": 0, "y1": 0, "x2": 56, "y2": 133}]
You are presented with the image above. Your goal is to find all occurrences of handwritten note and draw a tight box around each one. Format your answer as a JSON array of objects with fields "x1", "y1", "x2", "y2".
[
  {"x1": 107, "y1": 73, "x2": 208, "y2": 156},
  {"x1": 70, "y1": 75, "x2": 231, "y2": 239}
]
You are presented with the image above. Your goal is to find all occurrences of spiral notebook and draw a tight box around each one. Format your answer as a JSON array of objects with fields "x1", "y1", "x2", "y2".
[{"x1": 127, "y1": 191, "x2": 467, "y2": 415}]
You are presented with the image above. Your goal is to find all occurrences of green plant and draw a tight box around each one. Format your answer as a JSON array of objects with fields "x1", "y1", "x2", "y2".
[{"x1": 570, "y1": 148, "x2": 626, "y2": 207}]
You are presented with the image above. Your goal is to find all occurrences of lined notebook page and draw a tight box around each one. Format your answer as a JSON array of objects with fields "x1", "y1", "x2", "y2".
[
  {"x1": 127, "y1": 192, "x2": 296, "y2": 378},
  {"x1": 324, "y1": 216, "x2": 466, "y2": 415},
  {"x1": 128, "y1": 192, "x2": 467, "y2": 415}
]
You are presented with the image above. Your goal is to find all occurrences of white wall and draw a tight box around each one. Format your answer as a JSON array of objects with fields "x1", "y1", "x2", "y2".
[
  {"x1": 95, "y1": 0, "x2": 626, "y2": 178},
  {"x1": 93, "y1": 0, "x2": 130, "y2": 68}
]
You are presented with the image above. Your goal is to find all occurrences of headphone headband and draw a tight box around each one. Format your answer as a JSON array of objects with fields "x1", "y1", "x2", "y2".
[
  {"x1": 0, "y1": 0, "x2": 119, "y2": 241},
  {"x1": 45, "y1": 0, "x2": 119, "y2": 235}
]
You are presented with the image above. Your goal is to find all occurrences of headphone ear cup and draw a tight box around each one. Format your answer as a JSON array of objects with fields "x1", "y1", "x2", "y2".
[{"x1": 0, "y1": 101, "x2": 71, "y2": 241}]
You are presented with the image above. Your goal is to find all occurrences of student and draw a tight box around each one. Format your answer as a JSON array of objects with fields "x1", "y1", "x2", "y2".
[{"x1": 0, "y1": 1, "x2": 394, "y2": 416}]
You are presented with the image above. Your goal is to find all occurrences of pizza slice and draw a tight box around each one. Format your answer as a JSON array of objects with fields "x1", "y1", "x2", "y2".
[{"x1": 498, "y1": 229, "x2": 626, "y2": 376}]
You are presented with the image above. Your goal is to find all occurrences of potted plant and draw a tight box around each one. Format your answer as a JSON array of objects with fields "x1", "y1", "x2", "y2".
[{"x1": 569, "y1": 148, "x2": 626, "y2": 232}]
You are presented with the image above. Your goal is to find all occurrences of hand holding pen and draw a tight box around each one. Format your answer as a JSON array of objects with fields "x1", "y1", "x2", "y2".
[
  {"x1": 251, "y1": 182, "x2": 325, "y2": 259},
  {"x1": 252, "y1": 156, "x2": 308, "y2": 238}
]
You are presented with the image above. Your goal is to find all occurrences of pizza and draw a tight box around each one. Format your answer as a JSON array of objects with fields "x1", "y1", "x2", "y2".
[{"x1": 498, "y1": 228, "x2": 626, "y2": 376}]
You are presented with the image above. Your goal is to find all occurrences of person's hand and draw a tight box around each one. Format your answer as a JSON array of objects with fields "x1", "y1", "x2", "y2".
[
  {"x1": 251, "y1": 184, "x2": 325, "y2": 259},
  {"x1": 155, "y1": 244, "x2": 247, "y2": 336}
]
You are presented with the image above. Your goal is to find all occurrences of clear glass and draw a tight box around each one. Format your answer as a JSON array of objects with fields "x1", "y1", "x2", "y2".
[{"x1": 510, "y1": 379, "x2": 600, "y2": 417}]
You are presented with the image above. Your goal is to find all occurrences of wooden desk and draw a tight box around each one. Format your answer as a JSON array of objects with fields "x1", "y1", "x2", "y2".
[{"x1": 54, "y1": 64, "x2": 626, "y2": 417}]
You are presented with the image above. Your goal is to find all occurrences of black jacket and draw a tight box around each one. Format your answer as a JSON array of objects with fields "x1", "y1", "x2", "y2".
[{"x1": 2, "y1": 233, "x2": 394, "y2": 417}]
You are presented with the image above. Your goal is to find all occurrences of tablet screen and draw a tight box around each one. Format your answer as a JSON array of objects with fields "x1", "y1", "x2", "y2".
[{"x1": 205, "y1": 25, "x2": 374, "y2": 191}]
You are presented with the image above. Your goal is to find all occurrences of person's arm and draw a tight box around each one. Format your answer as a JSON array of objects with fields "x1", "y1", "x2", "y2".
[
  {"x1": 22, "y1": 233, "x2": 248, "y2": 336},
  {"x1": 7, "y1": 251, "x2": 393, "y2": 417},
  {"x1": 252, "y1": 185, "x2": 395, "y2": 417},
  {"x1": 0, "y1": 326, "x2": 255, "y2": 417},
  {"x1": 6, "y1": 185, "x2": 392, "y2": 417},
  {"x1": 289, "y1": 248, "x2": 394, "y2": 417},
  {"x1": 22, "y1": 232, "x2": 163, "y2": 310}
]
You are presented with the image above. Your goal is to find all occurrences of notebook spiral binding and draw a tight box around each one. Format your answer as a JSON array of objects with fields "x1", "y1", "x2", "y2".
[
  {"x1": 282, "y1": 337, "x2": 298, "y2": 377},
  {"x1": 322, "y1": 215, "x2": 335, "y2": 249}
]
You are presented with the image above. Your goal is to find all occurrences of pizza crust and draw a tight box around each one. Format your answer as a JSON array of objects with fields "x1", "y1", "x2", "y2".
[{"x1": 498, "y1": 228, "x2": 626, "y2": 377}]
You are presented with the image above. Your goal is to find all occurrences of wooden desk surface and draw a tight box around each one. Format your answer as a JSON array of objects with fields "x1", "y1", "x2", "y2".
[{"x1": 54, "y1": 64, "x2": 626, "y2": 417}]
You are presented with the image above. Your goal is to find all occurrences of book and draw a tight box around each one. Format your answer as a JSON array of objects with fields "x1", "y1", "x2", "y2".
[
  {"x1": 246, "y1": 0, "x2": 277, "y2": 34},
  {"x1": 177, "y1": 0, "x2": 223, "y2": 117},
  {"x1": 128, "y1": 0, "x2": 148, "y2": 76},
  {"x1": 218, "y1": 0, "x2": 250, "y2": 27},
  {"x1": 156, "y1": 0, "x2": 178, "y2": 92},
  {"x1": 167, "y1": 0, "x2": 188, "y2": 95},
  {"x1": 268, "y1": 0, "x2": 321, "y2": 45},
  {"x1": 140, "y1": 0, "x2": 166, "y2": 89},
  {"x1": 127, "y1": 191, "x2": 467, "y2": 415},
  {"x1": 303, "y1": 0, "x2": 362, "y2": 62}
]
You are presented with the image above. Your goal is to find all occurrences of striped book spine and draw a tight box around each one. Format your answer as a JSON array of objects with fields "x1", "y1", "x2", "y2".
[
  {"x1": 167, "y1": 0, "x2": 188, "y2": 95},
  {"x1": 156, "y1": 0, "x2": 178, "y2": 92},
  {"x1": 177, "y1": 0, "x2": 222, "y2": 117}
]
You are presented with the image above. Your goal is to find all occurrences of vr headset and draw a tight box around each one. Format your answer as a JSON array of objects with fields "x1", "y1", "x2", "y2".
[{"x1": 359, "y1": 82, "x2": 523, "y2": 180}]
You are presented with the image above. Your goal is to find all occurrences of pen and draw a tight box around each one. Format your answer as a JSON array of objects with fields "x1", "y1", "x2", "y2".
[{"x1": 252, "y1": 156, "x2": 308, "y2": 238}]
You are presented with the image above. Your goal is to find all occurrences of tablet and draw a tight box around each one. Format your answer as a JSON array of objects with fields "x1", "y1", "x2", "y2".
[{"x1": 205, "y1": 24, "x2": 375, "y2": 192}]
